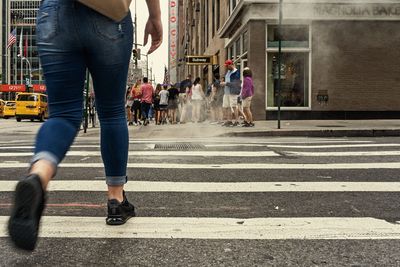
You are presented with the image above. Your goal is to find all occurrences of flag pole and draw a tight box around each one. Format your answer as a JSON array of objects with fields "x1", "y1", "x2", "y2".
[{"x1": 20, "y1": 28, "x2": 23, "y2": 85}]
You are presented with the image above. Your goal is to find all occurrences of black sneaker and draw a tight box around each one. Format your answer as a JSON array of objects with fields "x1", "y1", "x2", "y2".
[
  {"x1": 106, "y1": 191, "x2": 136, "y2": 225},
  {"x1": 8, "y1": 174, "x2": 46, "y2": 251}
]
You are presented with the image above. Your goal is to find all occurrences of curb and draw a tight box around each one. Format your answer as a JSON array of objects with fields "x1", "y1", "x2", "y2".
[{"x1": 222, "y1": 129, "x2": 400, "y2": 138}]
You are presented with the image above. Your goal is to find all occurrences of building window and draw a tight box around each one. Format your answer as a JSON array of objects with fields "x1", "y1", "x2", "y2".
[
  {"x1": 216, "y1": 0, "x2": 220, "y2": 30},
  {"x1": 242, "y1": 31, "x2": 248, "y2": 53},
  {"x1": 206, "y1": 0, "x2": 209, "y2": 46},
  {"x1": 229, "y1": 0, "x2": 237, "y2": 15},
  {"x1": 229, "y1": 45, "x2": 234, "y2": 60},
  {"x1": 212, "y1": 0, "x2": 215, "y2": 37},
  {"x1": 267, "y1": 25, "x2": 309, "y2": 48},
  {"x1": 235, "y1": 38, "x2": 241, "y2": 59},
  {"x1": 266, "y1": 25, "x2": 311, "y2": 108}
]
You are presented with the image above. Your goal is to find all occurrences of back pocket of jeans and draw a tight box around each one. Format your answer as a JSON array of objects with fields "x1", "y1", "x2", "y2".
[
  {"x1": 36, "y1": 5, "x2": 59, "y2": 42},
  {"x1": 90, "y1": 12, "x2": 125, "y2": 41}
]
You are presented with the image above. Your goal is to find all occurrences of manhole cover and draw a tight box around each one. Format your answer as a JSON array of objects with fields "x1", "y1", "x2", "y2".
[
  {"x1": 154, "y1": 143, "x2": 206, "y2": 150},
  {"x1": 316, "y1": 125, "x2": 346, "y2": 128}
]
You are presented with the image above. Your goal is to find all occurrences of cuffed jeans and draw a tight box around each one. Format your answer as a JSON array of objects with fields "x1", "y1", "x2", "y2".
[{"x1": 34, "y1": 0, "x2": 133, "y2": 185}]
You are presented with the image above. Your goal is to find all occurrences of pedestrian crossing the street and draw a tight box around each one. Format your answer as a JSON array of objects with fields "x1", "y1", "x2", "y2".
[{"x1": 1, "y1": 137, "x2": 400, "y2": 264}]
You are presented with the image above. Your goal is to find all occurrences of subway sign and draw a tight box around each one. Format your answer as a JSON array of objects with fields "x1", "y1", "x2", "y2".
[{"x1": 185, "y1": 55, "x2": 217, "y2": 65}]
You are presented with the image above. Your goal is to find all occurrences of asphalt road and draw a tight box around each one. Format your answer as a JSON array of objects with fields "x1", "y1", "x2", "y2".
[{"x1": 0, "y1": 122, "x2": 400, "y2": 266}]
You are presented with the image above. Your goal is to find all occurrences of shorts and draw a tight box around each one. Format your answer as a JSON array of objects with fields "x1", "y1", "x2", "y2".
[
  {"x1": 222, "y1": 94, "x2": 239, "y2": 108},
  {"x1": 159, "y1": 104, "x2": 168, "y2": 111},
  {"x1": 242, "y1": 96, "x2": 253, "y2": 108},
  {"x1": 168, "y1": 99, "x2": 178, "y2": 109}
]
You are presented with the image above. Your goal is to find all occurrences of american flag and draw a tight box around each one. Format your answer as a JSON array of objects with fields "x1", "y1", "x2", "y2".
[
  {"x1": 163, "y1": 66, "x2": 169, "y2": 85},
  {"x1": 7, "y1": 29, "x2": 17, "y2": 49}
]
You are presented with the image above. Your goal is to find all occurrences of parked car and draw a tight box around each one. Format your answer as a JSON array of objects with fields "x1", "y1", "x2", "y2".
[
  {"x1": 3, "y1": 101, "x2": 16, "y2": 119},
  {"x1": 15, "y1": 93, "x2": 48, "y2": 122}
]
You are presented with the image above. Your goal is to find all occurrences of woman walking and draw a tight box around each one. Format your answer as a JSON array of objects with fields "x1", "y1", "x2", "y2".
[
  {"x1": 191, "y1": 77, "x2": 205, "y2": 123},
  {"x1": 240, "y1": 67, "x2": 255, "y2": 127},
  {"x1": 168, "y1": 84, "x2": 179, "y2": 124},
  {"x1": 131, "y1": 79, "x2": 142, "y2": 126},
  {"x1": 8, "y1": 0, "x2": 162, "y2": 251}
]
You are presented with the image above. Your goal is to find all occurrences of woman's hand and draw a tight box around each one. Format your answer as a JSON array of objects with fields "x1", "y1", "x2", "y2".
[
  {"x1": 144, "y1": 0, "x2": 163, "y2": 54},
  {"x1": 144, "y1": 17, "x2": 163, "y2": 54}
]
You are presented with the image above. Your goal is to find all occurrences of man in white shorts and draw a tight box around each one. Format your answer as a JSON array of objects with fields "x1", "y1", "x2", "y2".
[{"x1": 221, "y1": 60, "x2": 241, "y2": 127}]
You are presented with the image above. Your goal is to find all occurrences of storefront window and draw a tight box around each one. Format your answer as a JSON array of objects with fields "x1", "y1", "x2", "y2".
[
  {"x1": 267, "y1": 25, "x2": 309, "y2": 48},
  {"x1": 267, "y1": 52, "x2": 309, "y2": 107}
]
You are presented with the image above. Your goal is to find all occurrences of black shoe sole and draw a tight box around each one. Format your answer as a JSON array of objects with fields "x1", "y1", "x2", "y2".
[
  {"x1": 106, "y1": 212, "x2": 136, "y2": 226},
  {"x1": 8, "y1": 176, "x2": 44, "y2": 251}
]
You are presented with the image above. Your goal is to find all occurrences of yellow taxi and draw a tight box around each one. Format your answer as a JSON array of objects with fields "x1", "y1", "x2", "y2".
[
  {"x1": 15, "y1": 93, "x2": 48, "y2": 122},
  {"x1": 3, "y1": 101, "x2": 16, "y2": 119}
]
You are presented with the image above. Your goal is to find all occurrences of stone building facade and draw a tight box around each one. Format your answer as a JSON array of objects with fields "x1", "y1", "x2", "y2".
[{"x1": 173, "y1": 0, "x2": 400, "y2": 120}]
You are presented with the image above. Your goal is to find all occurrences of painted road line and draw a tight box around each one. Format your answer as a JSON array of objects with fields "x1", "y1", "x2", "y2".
[
  {"x1": 0, "y1": 216, "x2": 399, "y2": 239},
  {"x1": 0, "y1": 151, "x2": 278, "y2": 157},
  {"x1": 2, "y1": 181, "x2": 400, "y2": 192},
  {"x1": 269, "y1": 144, "x2": 400, "y2": 149},
  {"x1": 1, "y1": 162, "x2": 400, "y2": 169},
  {"x1": 287, "y1": 151, "x2": 400, "y2": 157}
]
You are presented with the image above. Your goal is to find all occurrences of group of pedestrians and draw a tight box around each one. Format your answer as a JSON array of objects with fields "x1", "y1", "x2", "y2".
[
  {"x1": 126, "y1": 60, "x2": 255, "y2": 127},
  {"x1": 179, "y1": 60, "x2": 255, "y2": 127},
  {"x1": 126, "y1": 78, "x2": 181, "y2": 126}
]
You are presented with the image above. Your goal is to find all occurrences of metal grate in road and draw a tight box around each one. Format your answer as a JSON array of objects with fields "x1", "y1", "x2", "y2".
[{"x1": 154, "y1": 143, "x2": 206, "y2": 151}]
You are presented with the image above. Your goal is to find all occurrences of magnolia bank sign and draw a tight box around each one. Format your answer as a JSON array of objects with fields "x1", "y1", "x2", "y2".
[{"x1": 168, "y1": 0, "x2": 178, "y2": 84}]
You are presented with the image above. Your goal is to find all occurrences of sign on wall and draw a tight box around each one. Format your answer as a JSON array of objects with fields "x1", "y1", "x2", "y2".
[
  {"x1": 168, "y1": 0, "x2": 178, "y2": 84},
  {"x1": 185, "y1": 55, "x2": 218, "y2": 65}
]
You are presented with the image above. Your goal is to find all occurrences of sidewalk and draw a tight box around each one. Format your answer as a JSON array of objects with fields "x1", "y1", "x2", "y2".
[
  {"x1": 1, "y1": 119, "x2": 399, "y2": 139},
  {"x1": 128, "y1": 120, "x2": 400, "y2": 139}
]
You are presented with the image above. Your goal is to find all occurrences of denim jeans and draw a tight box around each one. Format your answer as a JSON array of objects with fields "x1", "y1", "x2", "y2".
[
  {"x1": 141, "y1": 103, "x2": 151, "y2": 120},
  {"x1": 33, "y1": 0, "x2": 133, "y2": 185}
]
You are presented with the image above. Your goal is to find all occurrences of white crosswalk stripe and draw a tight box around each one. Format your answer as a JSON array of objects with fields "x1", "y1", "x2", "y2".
[
  {"x1": 1, "y1": 216, "x2": 399, "y2": 240},
  {"x1": 2, "y1": 181, "x2": 400, "y2": 192}
]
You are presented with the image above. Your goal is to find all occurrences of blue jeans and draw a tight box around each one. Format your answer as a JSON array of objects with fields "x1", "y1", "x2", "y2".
[
  {"x1": 33, "y1": 0, "x2": 133, "y2": 186},
  {"x1": 141, "y1": 103, "x2": 152, "y2": 120}
]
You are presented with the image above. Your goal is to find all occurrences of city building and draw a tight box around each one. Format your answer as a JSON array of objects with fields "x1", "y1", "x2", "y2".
[
  {"x1": 173, "y1": 0, "x2": 400, "y2": 120},
  {"x1": 1, "y1": 0, "x2": 44, "y2": 99},
  {"x1": 173, "y1": 0, "x2": 228, "y2": 87}
]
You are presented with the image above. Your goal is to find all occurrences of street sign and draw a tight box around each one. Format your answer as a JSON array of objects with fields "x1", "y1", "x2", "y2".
[{"x1": 185, "y1": 55, "x2": 217, "y2": 65}]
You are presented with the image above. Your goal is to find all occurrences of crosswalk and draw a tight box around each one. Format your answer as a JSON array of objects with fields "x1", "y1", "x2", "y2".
[{"x1": 1, "y1": 137, "x2": 400, "y2": 263}]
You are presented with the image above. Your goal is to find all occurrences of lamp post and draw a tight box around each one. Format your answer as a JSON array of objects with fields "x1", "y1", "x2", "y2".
[
  {"x1": 17, "y1": 54, "x2": 32, "y2": 91},
  {"x1": 277, "y1": 0, "x2": 283, "y2": 129}
]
